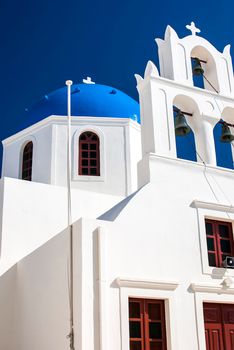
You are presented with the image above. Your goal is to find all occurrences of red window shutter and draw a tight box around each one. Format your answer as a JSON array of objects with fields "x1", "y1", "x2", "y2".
[
  {"x1": 129, "y1": 299, "x2": 167, "y2": 350},
  {"x1": 204, "y1": 303, "x2": 234, "y2": 350},
  {"x1": 223, "y1": 325, "x2": 234, "y2": 350},
  {"x1": 78, "y1": 131, "x2": 100, "y2": 176},
  {"x1": 222, "y1": 305, "x2": 234, "y2": 350},
  {"x1": 204, "y1": 303, "x2": 224, "y2": 350},
  {"x1": 205, "y1": 220, "x2": 234, "y2": 268},
  {"x1": 129, "y1": 299, "x2": 145, "y2": 350}
]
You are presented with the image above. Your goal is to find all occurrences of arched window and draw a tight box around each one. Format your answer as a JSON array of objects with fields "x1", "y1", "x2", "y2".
[
  {"x1": 190, "y1": 46, "x2": 219, "y2": 93},
  {"x1": 22, "y1": 141, "x2": 33, "y2": 181},
  {"x1": 79, "y1": 131, "x2": 100, "y2": 176}
]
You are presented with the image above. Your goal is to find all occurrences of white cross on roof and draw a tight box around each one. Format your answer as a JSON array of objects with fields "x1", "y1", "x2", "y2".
[
  {"x1": 186, "y1": 22, "x2": 201, "y2": 36},
  {"x1": 83, "y1": 76, "x2": 95, "y2": 84}
]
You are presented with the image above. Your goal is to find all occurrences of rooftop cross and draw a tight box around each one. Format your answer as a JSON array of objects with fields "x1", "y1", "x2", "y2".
[
  {"x1": 186, "y1": 22, "x2": 201, "y2": 36},
  {"x1": 83, "y1": 76, "x2": 95, "y2": 84}
]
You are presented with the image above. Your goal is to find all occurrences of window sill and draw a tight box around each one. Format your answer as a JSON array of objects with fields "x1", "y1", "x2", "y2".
[
  {"x1": 203, "y1": 265, "x2": 234, "y2": 278},
  {"x1": 72, "y1": 174, "x2": 105, "y2": 182}
]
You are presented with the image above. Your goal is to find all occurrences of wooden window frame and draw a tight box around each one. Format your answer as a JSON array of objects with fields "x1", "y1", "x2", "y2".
[
  {"x1": 129, "y1": 298, "x2": 167, "y2": 350},
  {"x1": 205, "y1": 219, "x2": 234, "y2": 268},
  {"x1": 22, "y1": 141, "x2": 33, "y2": 181},
  {"x1": 78, "y1": 131, "x2": 100, "y2": 176}
]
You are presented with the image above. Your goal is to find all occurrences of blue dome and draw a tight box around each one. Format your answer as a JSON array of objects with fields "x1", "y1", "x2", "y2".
[{"x1": 27, "y1": 83, "x2": 140, "y2": 123}]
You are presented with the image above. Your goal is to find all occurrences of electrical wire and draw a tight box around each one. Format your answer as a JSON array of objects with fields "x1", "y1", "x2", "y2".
[
  {"x1": 184, "y1": 116, "x2": 234, "y2": 219},
  {"x1": 202, "y1": 74, "x2": 219, "y2": 94}
]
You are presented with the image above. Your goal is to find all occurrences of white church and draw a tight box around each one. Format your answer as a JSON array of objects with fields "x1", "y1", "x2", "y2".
[{"x1": 0, "y1": 23, "x2": 234, "y2": 350}]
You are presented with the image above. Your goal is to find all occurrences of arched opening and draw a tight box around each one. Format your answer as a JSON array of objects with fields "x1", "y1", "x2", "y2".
[
  {"x1": 191, "y1": 46, "x2": 219, "y2": 93},
  {"x1": 173, "y1": 95, "x2": 199, "y2": 162},
  {"x1": 22, "y1": 141, "x2": 33, "y2": 181},
  {"x1": 79, "y1": 131, "x2": 100, "y2": 176},
  {"x1": 174, "y1": 107, "x2": 197, "y2": 161},
  {"x1": 213, "y1": 122, "x2": 233, "y2": 169}
]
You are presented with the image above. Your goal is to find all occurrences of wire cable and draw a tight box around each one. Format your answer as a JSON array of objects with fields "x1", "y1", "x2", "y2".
[
  {"x1": 202, "y1": 74, "x2": 219, "y2": 94},
  {"x1": 185, "y1": 130, "x2": 233, "y2": 219}
]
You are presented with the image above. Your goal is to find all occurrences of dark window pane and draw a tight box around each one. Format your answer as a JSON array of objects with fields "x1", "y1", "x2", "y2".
[
  {"x1": 150, "y1": 342, "x2": 163, "y2": 350},
  {"x1": 90, "y1": 160, "x2": 97, "y2": 166},
  {"x1": 207, "y1": 238, "x2": 215, "y2": 251},
  {"x1": 90, "y1": 144, "x2": 97, "y2": 150},
  {"x1": 90, "y1": 168, "x2": 97, "y2": 175},
  {"x1": 130, "y1": 341, "x2": 142, "y2": 350},
  {"x1": 148, "y1": 303, "x2": 161, "y2": 320},
  {"x1": 82, "y1": 151, "x2": 88, "y2": 158},
  {"x1": 129, "y1": 302, "x2": 141, "y2": 318},
  {"x1": 80, "y1": 134, "x2": 86, "y2": 140},
  {"x1": 82, "y1": 168, "x2": 88, "y2": 175},
  {"x1": 82, "y1": 160, "x2": 88, "y2": 166},
  {"x1": 92, "y1": 134, "x2": 97, "y2": 140},
  {"x1": 219, "y1": 224, "x2": 230, "y2": 238},
  {"x1": 205, "y1": 222, "x2": 213, "y2": 235},
  {"x1": 82, "y1": 143, "x2": 88, "y2": 150},
  {"x1": 149, "y1": 322, "x2": 162, "y2": 339},
  {"x1": 221, "y1": 240, "x2": 231, "y2": 253},
  {"x1": 90, "y1": 151, "x2": 96, "y2": 158},
  {"x1": 129, "y1": 321, "x2": 141, "y2": 338},
  {"x1": 23, "y1": 153, "x2": 29, "y2": 160},
  {"x1": 208, "y1": 253, "x2": 216, "y2": 267}
]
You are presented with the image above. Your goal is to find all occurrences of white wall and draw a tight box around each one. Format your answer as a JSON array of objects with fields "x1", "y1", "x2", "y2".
[
  {"x1": 2, "y1": 116, "x2": 141, "y2": 196},
  {"x1": 2, "y1": 124, "x2": 53, "y2": 184},
  {"x1": 1, "y1": 149, "x2": 234, "y2": 350},
  {"x1": 99, "y1": 156, "x2": 234, "y2": 350},
  {"x1": 0, "y1": 265, "x2": 17, "y2": 350},
  {"x1": 8, "y1": 228, "x2": 70, "y2": 350},
  {"x1": 0, "y1": 177, "x2": 123, "y2": 275}
]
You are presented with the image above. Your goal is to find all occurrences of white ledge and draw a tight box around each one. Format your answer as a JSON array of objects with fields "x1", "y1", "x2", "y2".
[
  {"x1": 2, "y1": 115, "x2": 140, "y2": 146},
  {"x1": 137, "y1": 74, "x2": 234, "y2": 105},
  {"x1": 191, "y1": 199, "x2": 234, "y2": 213},
  {"x1": 115, "y1": 277, "x2": 179, "y2": 290},
  {"x1": 190, "y1": 282, "x2": 234, "y2": 294}
]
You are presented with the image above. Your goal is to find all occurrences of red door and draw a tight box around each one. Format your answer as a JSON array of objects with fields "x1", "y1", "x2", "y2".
[
  {"x1": 222, "y1": 305, "x2": 234, "y2": 350},
  {"x1": 204, "y1": 303, "x2": 234, "y2": 350}
]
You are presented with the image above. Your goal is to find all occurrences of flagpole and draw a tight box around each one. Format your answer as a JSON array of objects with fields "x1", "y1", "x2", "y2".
[
  {"x1": 66, "y1": 80, "x2": 72, "y2": 227},
  {"x1": 65, "y1": 80, "x2": 75, "y2": 350}
]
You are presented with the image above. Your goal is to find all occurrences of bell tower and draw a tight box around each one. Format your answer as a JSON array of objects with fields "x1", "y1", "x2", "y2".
[{"x1": 136, "y1": 23, "x2": 234, "y2": 186}]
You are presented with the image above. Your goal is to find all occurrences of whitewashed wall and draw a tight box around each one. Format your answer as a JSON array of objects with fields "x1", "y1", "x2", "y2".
[
  {"x1": 2, "y1": 116, "x2": 141, "y2": 196},
  {"x1": 0, "y1": 177, "x2": 123, "y2": 275}
]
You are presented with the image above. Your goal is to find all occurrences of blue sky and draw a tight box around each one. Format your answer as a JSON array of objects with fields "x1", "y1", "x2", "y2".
[{"x1": 1, "y1": 0, "x2": 234, "y2": 171}]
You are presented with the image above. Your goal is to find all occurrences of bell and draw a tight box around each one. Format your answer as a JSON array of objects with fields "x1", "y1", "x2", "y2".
[
  {"x1": 174, "y1": 111, "x2": 191, "y2": 136},
  {"x1": 192, "y1": 58, "x2": 204, "y2": 76},
  {"x1": 220, "y1": 123, "x2": 234, "y2": 143}
]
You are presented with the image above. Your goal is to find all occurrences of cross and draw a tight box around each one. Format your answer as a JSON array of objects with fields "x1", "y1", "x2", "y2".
[
  {"x1": 186, "y1": 22, "x2": 201, "y2": 36},
  {"x1": 83, "y1": 76, "x2": 95, "y2": 84}
]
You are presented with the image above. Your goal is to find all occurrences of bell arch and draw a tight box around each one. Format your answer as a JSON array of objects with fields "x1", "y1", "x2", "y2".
[
  {"x1": 190, "y1": 46, "x2": 219, "y2": 93},
  {"x1": 214, "y1": 106, "x2": 234, "y2": 169},
  {"x1": 173, "y1": 94, "x2": 199, "y2": 162}
]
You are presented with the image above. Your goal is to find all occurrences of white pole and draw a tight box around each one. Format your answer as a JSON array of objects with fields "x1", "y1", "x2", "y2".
[
  {"x1": 66, "y1": 80, "x2": 73, "y2": 226},
  {"x1": 65, "y1": 80, "x2": 75, "y2": 350}
]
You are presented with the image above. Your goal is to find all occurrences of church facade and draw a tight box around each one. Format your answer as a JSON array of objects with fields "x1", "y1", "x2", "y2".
[{"x1": 0, "y1": 23, "x2": 234, "y2": 350}]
